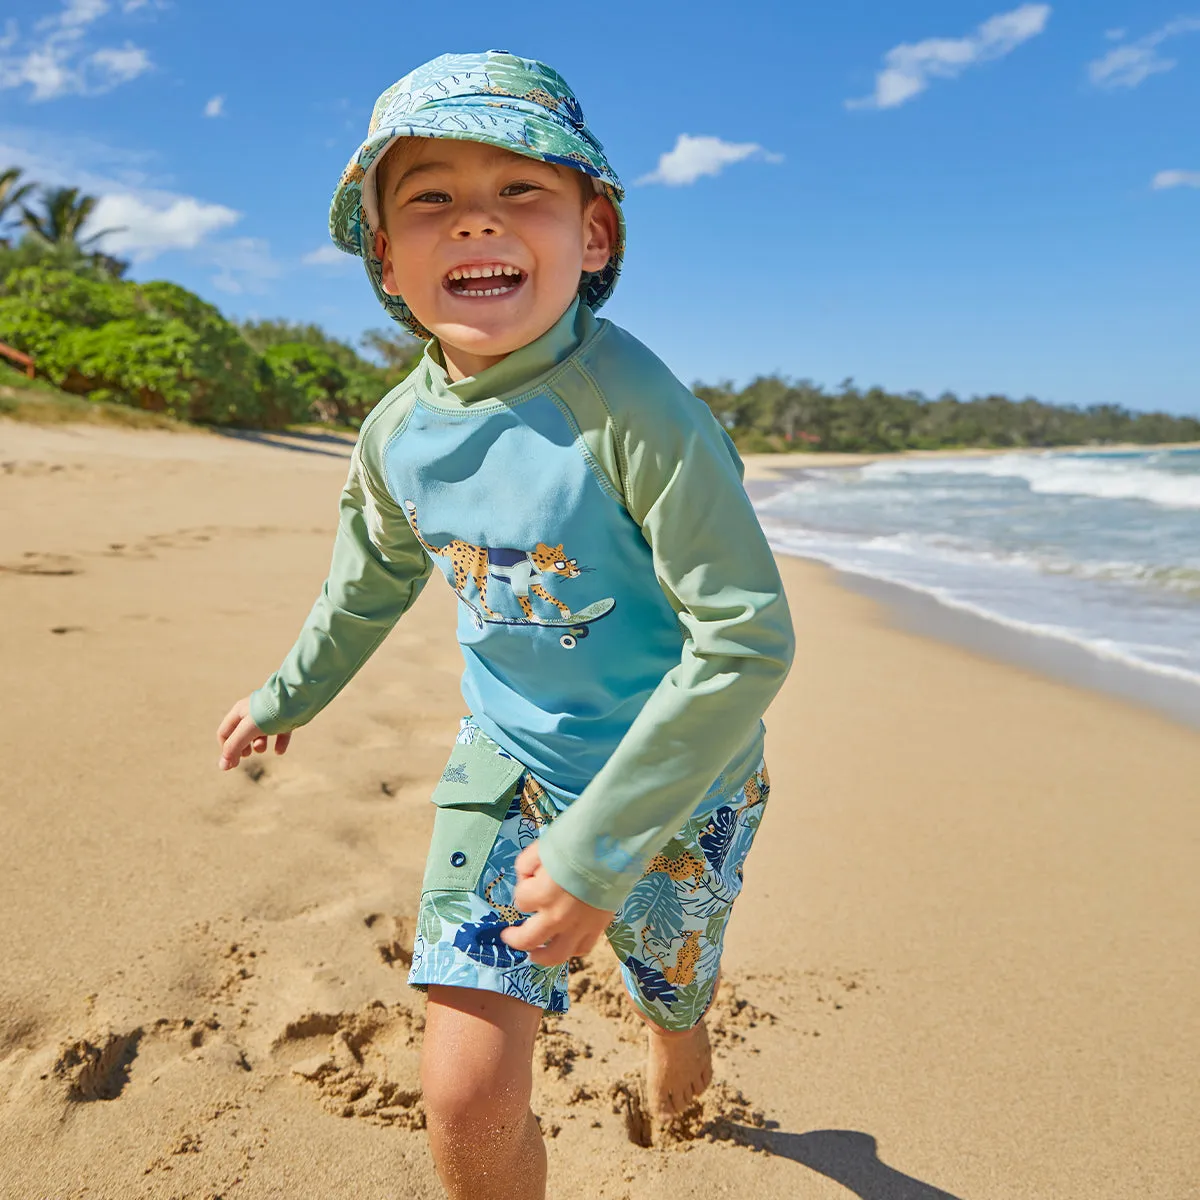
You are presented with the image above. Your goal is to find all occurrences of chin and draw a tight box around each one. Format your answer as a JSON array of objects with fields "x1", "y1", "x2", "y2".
[{"x1": 434, "y1": 321, "x2": 529, "y2": 357}]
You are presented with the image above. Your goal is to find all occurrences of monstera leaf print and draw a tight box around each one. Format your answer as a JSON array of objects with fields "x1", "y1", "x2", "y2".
[
  {"x1": 623, "y1": 956, "x2": 677, "y2": 1007},
  {"x1": 698, "y1": 806, "x2": 738, "y2": 873},
  {"x1": 429, "y1": 892, "x2": 472, "y2": 925},
  {"x1": 668, "y1": 980, "x2": 715, "y2": 1031},
  {"x1": 606, "y1": 921, "x2": 637, "y2": 962},
  {"x1": 453, "y1": 911, "x2": 528, "y2": 969},
  {"x1": 621, "y1": 873, "x2": 685, "y2": 943}
]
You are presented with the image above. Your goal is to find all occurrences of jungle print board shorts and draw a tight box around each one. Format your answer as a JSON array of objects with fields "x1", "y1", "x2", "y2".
[{"x1": 407, "y1": 718, "x2": 771, "y2": 1032}]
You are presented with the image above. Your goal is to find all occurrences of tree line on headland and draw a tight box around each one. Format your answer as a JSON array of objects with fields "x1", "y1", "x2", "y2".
[
  {"x1": 2, "y1": 166, "x2": 1197, "y2": 448},
  {"x1": 0, "y1": 167, "x2": 422, "y2": 428}
]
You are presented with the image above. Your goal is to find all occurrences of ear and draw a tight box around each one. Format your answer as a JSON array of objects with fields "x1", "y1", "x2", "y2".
[
  {"x1": 581, "y1": 194, "x2": 618, "y2": 274},
  {"x1": 373, "y1": 228, "x2": 400, "y2": 295}
]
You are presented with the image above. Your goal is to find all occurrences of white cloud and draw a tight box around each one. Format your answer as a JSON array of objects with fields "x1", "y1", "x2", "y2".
[
  {"x1": 848, "y1": 3, "x2": 1051, "y2": 111},
  {"x1": 1152, "y1": 169, "x2": 1200, "y2": 190},
  {"x1": 88, "y1": 192, "x2": 240, "y2": 259},
  {"x1": 207, "y1": 237, "x2": 283, "y2": 295},
  {"x1": 0, "y1": 0, "x2": 152, "y2": 100},
  {"x1": 1088, "y1": 17, "x2": 1200, "y2": 89},
  {"x1": 302, "y1": 244, "x2": 349, "y2": 266},
  {"x1": 1, "y1": 129, "x2": 244, "y2": 265},
  {"x1": 636, "y1": 134, "x2": 783, "y2": 187},
  {"x1": 1104, "y1": 28, "x2": 1127, "y2": 42},
  {"x1": 51, "y1": 0, "x2": 110, "y2": 30},
  {"x1": 91, "y1": 43, "x2": 149, "y2": 84},
  {"x1": 204, "y1": 93, "x2": 224, "y2": 118}
]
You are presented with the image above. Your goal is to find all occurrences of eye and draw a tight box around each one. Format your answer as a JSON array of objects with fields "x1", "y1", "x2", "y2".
[
  {"x1": 554, "y1": 560, "x2": 566, "y2": 570},
  {"x1": 500, "y1": 181, "x2": 541, "y2": 196},
  {"x1": 409, "y1": 190, "x2": 450, "y2": 204}
]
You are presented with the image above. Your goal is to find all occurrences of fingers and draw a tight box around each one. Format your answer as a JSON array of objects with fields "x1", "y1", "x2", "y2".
[
  {"x1": 499, "y1": 912, "x2": 554, "y2": 953},
  {"x1": 218, "y1": 715, "x2": 260, "y2": 771},
  {"x1": 525, "y1": 941, "x2": 573, "y2": 967},
  {"x1": 512, "y1": 842, "x2": 541, "y2": 880},
  {"x1": 216, "y1": 702, "x2": 248, "y2": 743},
  {"x1": 512, "y1": 871, "x2": 552, "y2": 914},
  {"x1": 274, "y1": 732, "x2": 291, "y2": 755}
]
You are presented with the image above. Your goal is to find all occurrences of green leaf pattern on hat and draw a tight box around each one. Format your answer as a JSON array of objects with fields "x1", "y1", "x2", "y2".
[{"x1": 328, "y1": 51, "x2": 627, "y2": 337}]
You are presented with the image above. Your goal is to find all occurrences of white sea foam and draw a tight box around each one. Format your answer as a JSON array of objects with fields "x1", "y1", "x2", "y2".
[
  {"x1": 754, "y1": 448, "x2": 1200, "y2": 693},
  {"x1": 861, "y1": 452, "x2": 1200, "y2": 510},
  {"x1": 761, "y1": 520, "x2": 1200, "y2": 689}
]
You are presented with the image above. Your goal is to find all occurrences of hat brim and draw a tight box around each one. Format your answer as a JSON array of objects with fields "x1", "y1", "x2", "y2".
[{"x1": 328, "y1": 104, "x2": 626, "y2": 337}]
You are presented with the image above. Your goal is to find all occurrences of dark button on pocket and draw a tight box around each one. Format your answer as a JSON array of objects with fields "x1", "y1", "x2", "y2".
[{"x1": 450, "y1": 851, "x2": 467, "y2": 868}]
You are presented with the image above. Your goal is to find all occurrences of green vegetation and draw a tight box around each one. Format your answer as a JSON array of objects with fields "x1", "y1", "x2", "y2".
[
  {"x1": 0, "y1": 165, "x2": 423, "y2": 430},
  {"x1": 0, "y1": 162, "x2": 1195, "y2": 446},
  {"x1": 694, "y1": 375, "x2": 1200, "y2": 453},
  {"x1": 0, "y1": 371, "x2": 189, "y2": 430}
]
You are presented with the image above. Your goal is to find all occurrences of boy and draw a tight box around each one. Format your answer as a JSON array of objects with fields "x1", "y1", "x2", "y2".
[{"x1": 216, "y1": 50, "x2": 793, "y2": 1199}]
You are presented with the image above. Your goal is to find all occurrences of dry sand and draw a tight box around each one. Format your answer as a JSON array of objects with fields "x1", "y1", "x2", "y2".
[{"x1": 1, "y1": 420, "x2": 1197, "y2": 1199}]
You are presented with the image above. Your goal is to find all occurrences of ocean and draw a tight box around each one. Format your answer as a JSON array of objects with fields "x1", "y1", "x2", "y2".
[{"x1": 752, "y1": 447, "x2": 1200, "y2": 697}]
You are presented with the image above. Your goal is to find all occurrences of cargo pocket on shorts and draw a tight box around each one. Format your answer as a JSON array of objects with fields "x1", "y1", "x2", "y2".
[{"x1": 421, "y1": 740, "x2": 525, "y2": 895}]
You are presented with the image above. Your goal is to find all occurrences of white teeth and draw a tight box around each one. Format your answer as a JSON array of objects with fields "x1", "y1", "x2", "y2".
[{"x1": 445, "y1": 265, "x2": 524, "y2": 293}]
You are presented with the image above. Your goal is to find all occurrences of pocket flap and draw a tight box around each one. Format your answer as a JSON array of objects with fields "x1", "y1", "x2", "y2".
[{"x1": 431, "y1": 740, "x2": 524, "y2": 810}]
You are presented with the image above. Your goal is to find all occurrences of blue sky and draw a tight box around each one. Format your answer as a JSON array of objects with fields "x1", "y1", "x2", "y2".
[{"x1": 1, "y1": 0, "x2": 1197, "y2": 414}]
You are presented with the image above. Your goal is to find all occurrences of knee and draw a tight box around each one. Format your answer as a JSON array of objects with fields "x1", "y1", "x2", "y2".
[{"x1": 421, "y1": 1048, "x2": 532, "y2": 1134}]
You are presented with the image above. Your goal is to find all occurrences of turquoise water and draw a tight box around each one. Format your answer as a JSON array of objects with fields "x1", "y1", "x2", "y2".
[{"x1": 753, "y1": 448, "x2": 1200, "y2": 688}]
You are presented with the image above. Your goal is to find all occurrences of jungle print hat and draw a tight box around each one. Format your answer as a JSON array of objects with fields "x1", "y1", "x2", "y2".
[{"x1": 329, "y1": 50, "x2": 627, "y2": 337}]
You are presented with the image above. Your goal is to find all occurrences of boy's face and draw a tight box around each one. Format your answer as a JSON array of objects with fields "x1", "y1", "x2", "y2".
[{"x1": 373, "y1": 138, "x2": 617, "y2": 379}]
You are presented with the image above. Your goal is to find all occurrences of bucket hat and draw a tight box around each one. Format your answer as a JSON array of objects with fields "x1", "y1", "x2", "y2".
[{"x1": 328, "y1": 50, "x2": 626, "y2": 337}]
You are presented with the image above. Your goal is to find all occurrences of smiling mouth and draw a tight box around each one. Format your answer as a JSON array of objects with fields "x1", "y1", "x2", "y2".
[{"x1": 443, "y1": 263, "x2": 526, "y2": 299}]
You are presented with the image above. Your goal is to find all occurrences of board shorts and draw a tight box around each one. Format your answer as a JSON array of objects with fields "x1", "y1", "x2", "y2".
[{"x1": 407, "y1": 718, "x2": 770, "y2": 1032}]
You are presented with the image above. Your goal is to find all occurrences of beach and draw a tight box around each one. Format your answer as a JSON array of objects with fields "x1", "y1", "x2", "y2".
[{"x1": 1, "y1": 420, "x2": 1197, "y2": 1199}]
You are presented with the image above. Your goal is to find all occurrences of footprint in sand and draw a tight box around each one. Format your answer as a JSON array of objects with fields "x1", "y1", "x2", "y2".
[
  {"x1": 364, "y1": 912, "x2": 416, "y2": 968},
  {"x1": 0, "y1": 551, "x2": 82, "y2": 576},
  {"x1": 1, "y1": 1016, "x2": 250, "y2": 1110},
  {"x1": 274, "y1": 1001, "x2": 426, "y2": 1129}
]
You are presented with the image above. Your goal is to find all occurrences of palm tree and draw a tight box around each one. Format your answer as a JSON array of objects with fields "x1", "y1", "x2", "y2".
[
  {"x1": 20, "y1": 186, "x2": 124, "y2": 252},
  {"x1": 0, "y1": 167, "x2": 35, "y2": 245}
]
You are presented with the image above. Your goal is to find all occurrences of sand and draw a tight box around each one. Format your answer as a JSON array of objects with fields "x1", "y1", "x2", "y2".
[{"x1": 1, "y1": 419, "x2": 1197, "y2": 1199}]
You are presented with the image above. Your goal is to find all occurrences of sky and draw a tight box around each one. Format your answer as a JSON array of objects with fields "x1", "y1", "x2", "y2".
[{"x1": 1, "y1": 0, "x2": 1198, "y2": 414}]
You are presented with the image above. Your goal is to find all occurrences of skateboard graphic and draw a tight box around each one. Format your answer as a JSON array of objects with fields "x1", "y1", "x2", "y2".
[{"x1": 460, "y1": 596, "x2": 616, "y2": 649}]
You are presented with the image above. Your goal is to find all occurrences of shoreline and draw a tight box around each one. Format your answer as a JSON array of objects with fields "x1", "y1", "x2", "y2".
[
  {"x1": 744, "y1": 444, "x2": 1200, "y2": 730},
  {"x1": 832, "y1": 564, "x2": 1200, "y2": 730},
  {"x1": 739, "y1": 440, "x2": 1200, "y2": 481}
]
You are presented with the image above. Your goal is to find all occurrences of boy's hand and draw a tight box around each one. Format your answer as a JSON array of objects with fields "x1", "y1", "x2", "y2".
[
  {"x1": 216, "y1": 698, "x2": 292, "y2": 771},
  {"x1": 499, "y1": 842, "x2": 614, "y2": 966}
]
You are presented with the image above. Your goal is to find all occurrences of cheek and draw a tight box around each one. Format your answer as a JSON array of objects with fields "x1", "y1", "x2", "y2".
[
  {"x1": 388, "y1": 230, "x2": 437, "y2": 293},
  {"x1": 521, "y1": 212, "x2": 588, "y2": 274}
]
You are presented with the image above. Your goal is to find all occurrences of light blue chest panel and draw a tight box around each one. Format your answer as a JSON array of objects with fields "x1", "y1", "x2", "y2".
[{"x1": 383, "y1": 391, "x2": 682, "y2": 796}]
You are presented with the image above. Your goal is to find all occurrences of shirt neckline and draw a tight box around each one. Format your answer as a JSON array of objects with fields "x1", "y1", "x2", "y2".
[{"x1": 416, "y1": 298, "x2": 597, "y2": 411}]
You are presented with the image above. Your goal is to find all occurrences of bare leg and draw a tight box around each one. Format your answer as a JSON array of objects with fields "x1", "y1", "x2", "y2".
[
  {"x1": 627, "y1": 971, "x2": 719, "y2": 1117},
  {"x1": 421, "y1": 986, "x2": 546, "y2": 1200}
]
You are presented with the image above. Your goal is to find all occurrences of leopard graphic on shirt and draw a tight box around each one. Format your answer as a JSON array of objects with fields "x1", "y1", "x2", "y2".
[{"x1": 403, "y1": 499, "x2": 592, "y2": 621}]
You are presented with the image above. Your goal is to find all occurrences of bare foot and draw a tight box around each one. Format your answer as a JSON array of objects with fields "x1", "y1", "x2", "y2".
[{"x1": 644, "y1": 1020, "x2": 713, "y2": 1118}]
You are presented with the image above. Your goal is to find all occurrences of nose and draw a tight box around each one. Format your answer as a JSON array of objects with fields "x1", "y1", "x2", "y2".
[{"x1": 453, "y1": 203, "x2": 502, "y2": 239}]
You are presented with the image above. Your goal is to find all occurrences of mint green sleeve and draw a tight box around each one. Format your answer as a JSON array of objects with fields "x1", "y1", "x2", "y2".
[
  {"x1": 536, "y1": 340, "x2": 796, "y2": 910},
  {"x1": 248, "y1": 417, "x2": 432, "y2": 736}
]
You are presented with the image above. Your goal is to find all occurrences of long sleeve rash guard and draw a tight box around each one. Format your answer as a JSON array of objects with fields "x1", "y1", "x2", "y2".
[{"x1": 249, "y1": 298, "x2": 795, "y2": 911}]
